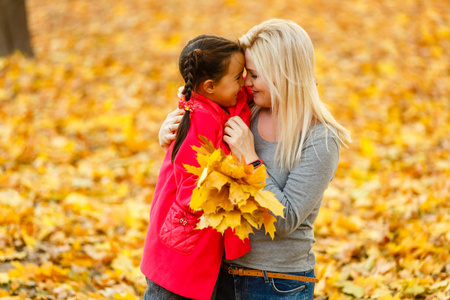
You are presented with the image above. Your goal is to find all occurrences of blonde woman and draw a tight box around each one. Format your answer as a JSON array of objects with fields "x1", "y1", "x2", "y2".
[{"x1": 159, "y1": 19, "x2": 351, "y2": 299}]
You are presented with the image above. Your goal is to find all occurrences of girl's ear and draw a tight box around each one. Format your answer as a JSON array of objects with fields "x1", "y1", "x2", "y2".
[{"x1": 202, "y1": 80, "x2": 215, "y2": 94}]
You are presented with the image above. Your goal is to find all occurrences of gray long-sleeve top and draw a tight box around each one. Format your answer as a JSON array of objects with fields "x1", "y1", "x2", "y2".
[{"x1": 227, "y1": 115, "x2": 341, "y2": 272}]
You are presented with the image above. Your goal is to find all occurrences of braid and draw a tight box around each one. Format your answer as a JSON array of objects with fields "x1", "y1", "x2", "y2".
[
  {"x1": 182, "y1": 50, "x2": 199, "y2": 101},
  {"x1": 172, "y1": 49, "x2": 201, "y2": 162}
]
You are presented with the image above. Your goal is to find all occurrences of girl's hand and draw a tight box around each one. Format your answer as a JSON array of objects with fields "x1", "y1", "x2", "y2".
[
  {"x1": 223, "y1": 116, "x2": 260, "y2": 164},
  {"x1": 159, "y1": 108, "x2": 184, "y2": 151}
]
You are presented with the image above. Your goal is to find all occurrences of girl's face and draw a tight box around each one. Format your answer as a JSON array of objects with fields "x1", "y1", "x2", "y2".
[
  {"x1": 244, "y1": 49, "x2": 271, "y2": 108},
  {"x1": 210, "y1": 52, "x2": 245, "y2": 107}
]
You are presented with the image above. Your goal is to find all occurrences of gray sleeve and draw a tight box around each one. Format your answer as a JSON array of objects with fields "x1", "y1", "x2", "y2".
[{"x1": 264, "y1": 132, "x2": 340, "y2": 236}]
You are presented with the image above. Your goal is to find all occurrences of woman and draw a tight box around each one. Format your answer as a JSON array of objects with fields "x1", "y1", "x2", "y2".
[{"x1": 159, "y1": 19, "x2": 351, "y2": 300}]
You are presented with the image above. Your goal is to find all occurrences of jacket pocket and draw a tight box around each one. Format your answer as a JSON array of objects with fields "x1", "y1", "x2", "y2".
[{"x1": 159, "y1": 202, "x2": 202, "y2": 255}]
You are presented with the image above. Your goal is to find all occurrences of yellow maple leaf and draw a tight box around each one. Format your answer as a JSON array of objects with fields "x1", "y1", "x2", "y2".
[
  {"x1": 242, "y1": 213, "x2": 260, "y2": 228},
  {"x1": 223, "y1": 210, "x2": 242, "y2": 228},
  {"x1": 262, "y1": 211, "x2": 278, "y2": 239},
  {"x1": 197, "y1": 167, "x2": 209, "y2": 187},
  {"x1": 206, "y1": 171, "x2": 232, "y2": 191},
  {"x1": 191, "y1": 183, "x2": 231, "y2": 212},
  {"x1": 199, "y1": 198, "x2": 220, "y2": 214},
  {"x1": 193, "y1": 135, "x2": 216, "y2": 154},
  {"x1": 204, "y1": 188, "x2": 234, "y2": 212},
  {"x1": 183, "y1": 164, "x2": 203, "y2": 177},
  {"x1": 250, "y1": 208, "x2": 266, "y2": 224},
  {"x1": 215, "y1": 218, "x2": 230, "y2": 233},
  {"x1": 255, "y1": 190, "x2": 285, "y2": 218},
  {"x1": 205, "y1": 212, "x2": 226, "y2": 228},
  {"x1": 220, "y1": 155, "x2": 249, "y2": 179},
  {"x1": 190, "y1": 186, "x2": 207, "y2": 210},
  {"x1": 196, "y1": 153, "x2": 210, "y2": 169},
  {"x1": 208, "y1": 149, "x2": 225, "y2": 167},
  {"x1": 234, "y1": 221, "x2": 254, "y2": 240},
  {"x1": 229, "y1": 181, "x2": 250, "y2": 204},
  {"x1": 243, "y1": 166, "x2": 267, "y2": 188},
  {"x1": 239, "y1": 198, "x2": 259, "y2": 214}
]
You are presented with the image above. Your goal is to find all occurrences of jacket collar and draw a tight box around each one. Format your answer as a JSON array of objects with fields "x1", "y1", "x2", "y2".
[
  {"x1": 178, "y1": 88, "x2": 248, "y2": 123},
  {"x1": 180, "y1": 93, "x2": 229, "y2": 123}
]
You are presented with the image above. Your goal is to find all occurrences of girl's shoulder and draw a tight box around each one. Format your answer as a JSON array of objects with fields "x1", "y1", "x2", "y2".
[{"x1": 191, "y1": 109, "x2": 223, "y2": 128}]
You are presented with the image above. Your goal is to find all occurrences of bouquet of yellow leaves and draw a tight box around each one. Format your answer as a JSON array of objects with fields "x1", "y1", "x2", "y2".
[{"x1": 184, "y1": 136, "x2": 285, "y2": 241}]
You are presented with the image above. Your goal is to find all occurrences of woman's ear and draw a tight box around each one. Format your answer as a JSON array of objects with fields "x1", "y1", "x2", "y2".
[{"x1": 202, "y1": 80, "x2": 215, "y2": 94}]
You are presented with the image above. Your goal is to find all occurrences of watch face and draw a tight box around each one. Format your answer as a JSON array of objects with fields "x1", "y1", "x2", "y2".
[{"x1": 252, "y1": 160, "x2": 262, "y2": 167}]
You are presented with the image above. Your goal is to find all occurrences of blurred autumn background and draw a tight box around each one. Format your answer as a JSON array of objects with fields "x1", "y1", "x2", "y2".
[{"x1": 0, "y1": 0, "x2": 449, "y2": 299}]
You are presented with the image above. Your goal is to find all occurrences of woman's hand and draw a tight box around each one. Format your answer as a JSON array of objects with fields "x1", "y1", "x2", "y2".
[
  {"x1": 159, "y1": 108, "x2": 184, "y2": 151},
  {"x1": 223, "y1": 116, "x2": 260, "y2": 164}
]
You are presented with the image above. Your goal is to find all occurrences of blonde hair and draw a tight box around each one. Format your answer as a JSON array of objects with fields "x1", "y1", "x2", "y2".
[{"x1": 239, "y1": 19, "x2": 352, "y2": 170}]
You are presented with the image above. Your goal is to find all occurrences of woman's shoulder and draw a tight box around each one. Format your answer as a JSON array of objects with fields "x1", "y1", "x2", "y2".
[{"x1": 305, "y1": 123, "x2": 341, "y2": 149}]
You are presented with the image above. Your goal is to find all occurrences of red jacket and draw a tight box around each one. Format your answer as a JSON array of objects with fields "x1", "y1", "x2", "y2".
[{"x1": 140, "y1": 88, "x2": 252, "y2": 300}]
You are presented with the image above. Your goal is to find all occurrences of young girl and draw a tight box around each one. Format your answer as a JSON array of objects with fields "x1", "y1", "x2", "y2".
[{"x1": 140, "y1": 35, "x2": 252, "y2": 300}]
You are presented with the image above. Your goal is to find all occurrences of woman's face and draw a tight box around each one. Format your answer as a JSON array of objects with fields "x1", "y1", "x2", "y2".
[{"x1": 244, "y1": 49, "x2": 271, "y2": 108}]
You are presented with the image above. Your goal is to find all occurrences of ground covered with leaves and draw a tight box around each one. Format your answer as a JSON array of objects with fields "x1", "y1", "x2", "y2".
[{"x1": 0, "y1": 0, "x2": 449, "y2": 299}]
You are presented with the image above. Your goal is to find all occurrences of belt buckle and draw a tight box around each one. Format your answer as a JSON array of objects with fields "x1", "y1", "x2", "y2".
[
  {"x1": 225, "y1": 264, "x2": 244, "y2": 276},
  {"x1": 227, "y1": 266, "x2": 233, "y2": 274},
  {"x1": 223, "y1": 263, "x2": 234, "y2": 274}
]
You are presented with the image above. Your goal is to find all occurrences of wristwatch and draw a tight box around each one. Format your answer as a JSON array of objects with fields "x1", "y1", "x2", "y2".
[{"x1": 249, "y1": 159, "x2": 264, "y2": 169}]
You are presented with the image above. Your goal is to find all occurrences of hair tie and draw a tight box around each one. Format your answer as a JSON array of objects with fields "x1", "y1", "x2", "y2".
[
  {"x1": 194, "y1": 49, "x2": 203, "y2": 57},
  {"x1": 178, "y1": 96, "x2": 195, "y2": 112}
]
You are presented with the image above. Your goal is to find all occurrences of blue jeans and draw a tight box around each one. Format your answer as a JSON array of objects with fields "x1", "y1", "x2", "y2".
[
  {"x1": 143, "y1": 277, "x2": 192, "y2": 300},
  {"x1": 215, "y1": 265, "x2": 316, "y2": 300}
]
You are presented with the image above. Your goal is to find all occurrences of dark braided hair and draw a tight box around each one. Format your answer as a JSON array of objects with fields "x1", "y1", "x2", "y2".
[{"x1": 171, "y1": 35, "x2": 242, "y2": 162}]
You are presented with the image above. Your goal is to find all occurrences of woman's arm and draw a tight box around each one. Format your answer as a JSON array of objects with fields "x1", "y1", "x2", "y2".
[
  {"x1": 265, "y1": 133, "x2": 340, "y2": 236},
  {"x1": 159, "y1": 108, "x2": 184, "y2": 150},
  {"x1": 223, "y1": 120, "x2": 341, "y2": 236}
]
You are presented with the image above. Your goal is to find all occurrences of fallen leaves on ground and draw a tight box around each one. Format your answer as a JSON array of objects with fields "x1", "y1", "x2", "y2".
[{"x1": 0, "y1": 0, "x2": 449, "y2": 299}]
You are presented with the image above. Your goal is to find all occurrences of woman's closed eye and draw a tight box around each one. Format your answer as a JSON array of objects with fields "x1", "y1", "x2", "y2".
[{"x1": 247, "y1": 71, "x2": 258, "y2": 79}]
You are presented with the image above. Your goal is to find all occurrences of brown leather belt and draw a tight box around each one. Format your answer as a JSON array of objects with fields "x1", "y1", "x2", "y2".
[{"x1": 222, "y1": 264, "x2": 319, "y2": 284}]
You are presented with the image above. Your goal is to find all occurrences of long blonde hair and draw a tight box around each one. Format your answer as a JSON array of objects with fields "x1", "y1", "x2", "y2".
[{"x1": 239, "y1": 19, "x2": 352, "y2": 170}]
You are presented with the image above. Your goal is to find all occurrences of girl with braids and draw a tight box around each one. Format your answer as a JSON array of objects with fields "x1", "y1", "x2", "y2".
[
  {"x1": 140, "y1": 35, "x2": 252, "y2": 300},
  {"x1": 159, "y1": 19, "x2": 352, "y2": 299}
]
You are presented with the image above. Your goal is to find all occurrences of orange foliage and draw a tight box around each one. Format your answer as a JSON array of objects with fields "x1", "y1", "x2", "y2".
[
  {"x1": 0, "y1": 0, "x2": 448, "y2": 299},
  {"x1": 185, "y1": 136, "x2": 284, "y2": 240}
]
